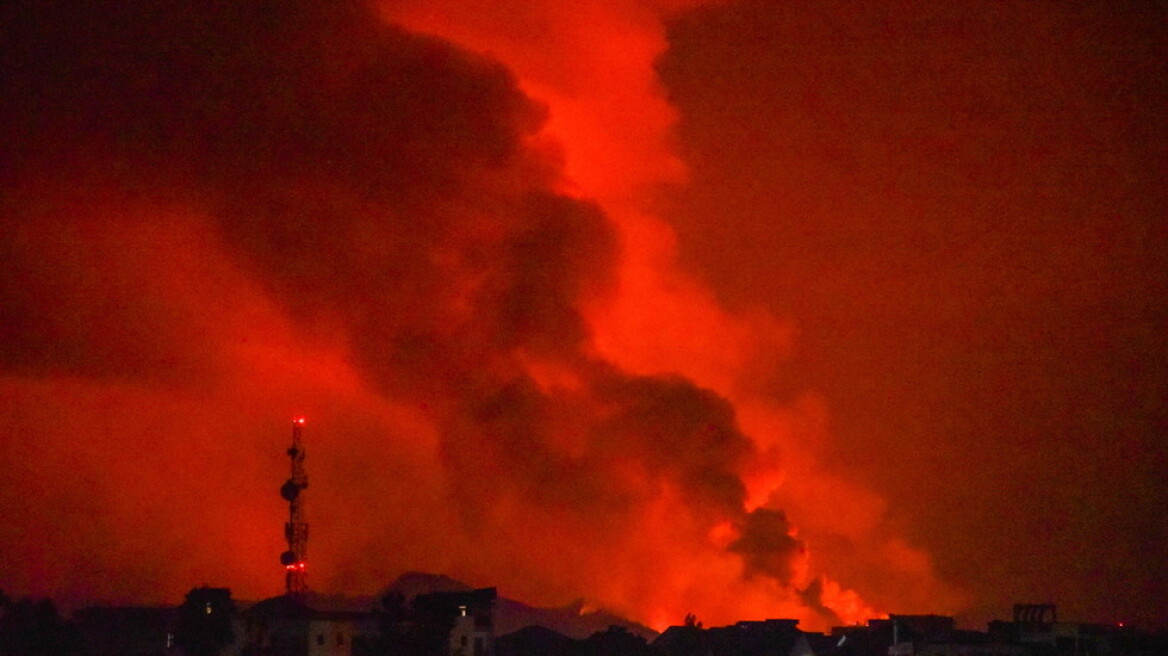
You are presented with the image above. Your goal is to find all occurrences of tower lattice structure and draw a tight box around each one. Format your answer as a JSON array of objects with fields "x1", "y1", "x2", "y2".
[{"x1": 279, "y1": 417, "x2": 309, "y2": 598}]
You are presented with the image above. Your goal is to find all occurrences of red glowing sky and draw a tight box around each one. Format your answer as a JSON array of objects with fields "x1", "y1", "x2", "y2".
[{"x1": 1, "y1": 0, "x2": 1165, "y2": 633}]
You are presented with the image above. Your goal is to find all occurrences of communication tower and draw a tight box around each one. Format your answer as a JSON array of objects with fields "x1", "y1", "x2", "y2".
[{"x1": 279, "y1": 417, "x2": 309, "y2": 598}]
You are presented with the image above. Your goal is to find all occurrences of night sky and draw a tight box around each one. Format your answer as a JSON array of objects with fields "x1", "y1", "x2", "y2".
[{"x1": 2, "y1": 0, "x2": 1165, "y2": 633}]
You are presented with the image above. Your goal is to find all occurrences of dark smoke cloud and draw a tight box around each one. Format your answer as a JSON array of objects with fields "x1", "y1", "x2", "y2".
[
  {"x1": 1, "y1": 0, "x2": 606, "y2": 382},
  {"x1": 729, "y1": 508, "x2": 805, "y2": 583},
  {"x1": 442, "y1": 368, "x2": 756, "y2": 520},
  {"x1": 591, "y1": 372, "x2": 753, "y2": 520},
  {"x1": 798, "y1": 577, "x2": 843, "y2": 628},
  {"x1": 0, "y1": 0, "x2": 810, "y2": 619}
]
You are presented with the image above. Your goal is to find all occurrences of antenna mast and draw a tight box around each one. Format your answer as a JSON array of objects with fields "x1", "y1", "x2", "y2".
[{"x1": 279, "y1": 417, "x2": 309, "y2": 598}]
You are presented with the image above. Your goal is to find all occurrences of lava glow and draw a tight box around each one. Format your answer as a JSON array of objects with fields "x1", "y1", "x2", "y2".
[{"x1": 2, "y1": 0, "x2": 1164, "y2": 635}]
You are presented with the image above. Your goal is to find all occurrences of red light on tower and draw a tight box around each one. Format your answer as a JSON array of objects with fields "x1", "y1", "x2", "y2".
[{"x1": 280, "y1": 419, "x2": 309, "y2": 598}]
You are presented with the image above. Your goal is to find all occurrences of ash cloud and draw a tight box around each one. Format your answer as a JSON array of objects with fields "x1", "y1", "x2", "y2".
[
  {"x1": 0, "y1": 0, "x2": 813, "y2": 622},
  {"x1": 798, "y1": 577, "x2": 844, "y2": 628},
  {"x1": 729, "y1": 508, "x2": 805, "y2": 584},
  {"x1": 1, "y1": 0, "x2": 604, "y2": 381}
]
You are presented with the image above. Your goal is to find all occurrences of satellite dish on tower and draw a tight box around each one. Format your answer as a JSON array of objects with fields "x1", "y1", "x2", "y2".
[{"x1": 280, "y1": 479, "x2": 299, "y2": 501}]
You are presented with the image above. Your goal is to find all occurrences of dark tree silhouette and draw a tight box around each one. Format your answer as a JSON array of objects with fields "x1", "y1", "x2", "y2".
[
  {"x1": 574, "y1": 625, "x2": 651, "y2": 656},
  {"x1": 0, "y1": 594, "x2": 82, "y2": 656},
  {"x1": 174, "y1": 587, "x2": 236, "y2": 656}
]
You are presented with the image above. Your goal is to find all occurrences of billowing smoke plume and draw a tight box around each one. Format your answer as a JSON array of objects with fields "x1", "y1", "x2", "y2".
[
  {"x1": 730, "y1": 509, "x2": 804, "y2": 584},
  {"x1": 1, "y1": 0, "x2": 960, "y2": 629}
]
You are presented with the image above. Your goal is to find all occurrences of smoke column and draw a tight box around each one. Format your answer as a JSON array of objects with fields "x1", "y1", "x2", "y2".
[
  {"x1": 1, "y1": 0, "x2": 963, "y2": 629},
  {"x1": 377, "y1": 0, "x2": 964, "y2": 626}
]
